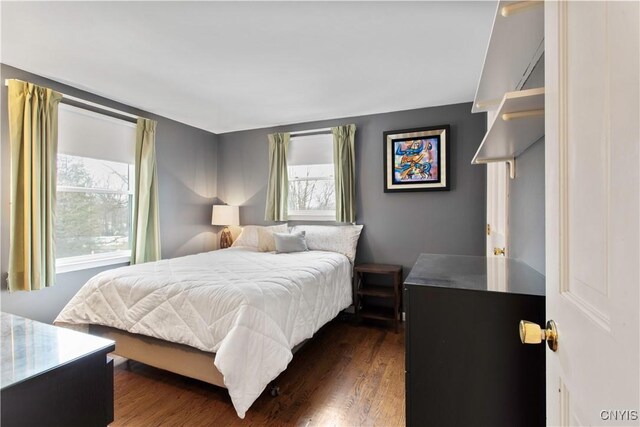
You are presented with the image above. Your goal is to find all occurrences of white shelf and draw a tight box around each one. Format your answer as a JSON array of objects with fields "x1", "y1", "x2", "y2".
[
  {"x1": 472, "y1": 1, "x2": 544, "y2": 113},
  {"x1": 472, "y1": 87, "x2": 544, "y2": 166}
]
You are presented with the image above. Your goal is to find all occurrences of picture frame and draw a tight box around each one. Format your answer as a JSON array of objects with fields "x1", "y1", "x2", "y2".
[{"x1": 383, "y1": 125, "x2": 450, "y2": 192}]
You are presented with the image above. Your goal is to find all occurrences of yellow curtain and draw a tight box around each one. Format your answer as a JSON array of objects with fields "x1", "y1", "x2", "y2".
[
  {"x1": 7, "y1": 81, "x2": 62, "y2": 291},
  {"x1": 264, "y1": 132, "x2": 290, "y2": 221},
  {"x1": 131, "y1": 118, "x2": 161, "y2": 264},
  {"x1": 332, "y1": 124, "x2": 356, "y2": 223}
]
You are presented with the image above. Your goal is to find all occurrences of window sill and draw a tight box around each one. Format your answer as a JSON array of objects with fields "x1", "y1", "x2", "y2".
[
  {"x1": 56, "y1": 251, "x2": 131, "y2": 274},
  {"x1": 288, "y1": 214, "x2": 336, "y2": 222}
]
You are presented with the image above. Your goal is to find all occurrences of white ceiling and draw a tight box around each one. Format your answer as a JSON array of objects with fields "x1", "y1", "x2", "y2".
[{"x1": 1, "y1": 1, "x2": 495, "y2": 134}]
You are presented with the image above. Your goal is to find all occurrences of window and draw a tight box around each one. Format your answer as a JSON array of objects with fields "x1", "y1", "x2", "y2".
[
  {"x1": 56, "y1": 104, "x2": 136, "y2": 272},
  {"x1": 287, "y1": 133, "x2": 336, "y2": 220}
]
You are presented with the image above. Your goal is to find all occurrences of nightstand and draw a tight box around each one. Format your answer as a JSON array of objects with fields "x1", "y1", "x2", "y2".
[{"x1": 354, "y1": 263, "x2": 403, "y2": 333}]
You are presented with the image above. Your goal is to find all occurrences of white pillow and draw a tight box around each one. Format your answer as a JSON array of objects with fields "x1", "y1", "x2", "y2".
[
  {"x1": 257, "y1": 227, "x2": 279, "y2": 252},
  {"x1": 290, "y1": 225, "x2": 363, "y2": 263},
  {"x1": 231, "y1": 224, "x2": 288, "y2": 249}
]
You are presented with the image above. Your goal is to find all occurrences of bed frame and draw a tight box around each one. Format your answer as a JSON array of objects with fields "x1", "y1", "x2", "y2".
[
  {"x1": 90, "y1": 325, "x2": 226, "y2": 387},
  {"x1": 89, "y1": 325, "x2": 308, "y2": 391}
]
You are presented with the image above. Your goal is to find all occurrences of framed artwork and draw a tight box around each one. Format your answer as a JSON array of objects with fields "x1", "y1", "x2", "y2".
[{"x1": 383, "y1": 125, "x2": 450, "y2": 192}]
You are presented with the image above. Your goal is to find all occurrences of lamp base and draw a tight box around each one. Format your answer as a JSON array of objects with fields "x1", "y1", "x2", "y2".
[{"x1": 220, "y1": 227, "x2": 233, "y2": 249}]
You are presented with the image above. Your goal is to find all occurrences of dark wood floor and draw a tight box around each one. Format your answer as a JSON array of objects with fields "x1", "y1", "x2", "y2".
[{"x1": 111, "y1": 318, "x2": 405, "y2": 426}]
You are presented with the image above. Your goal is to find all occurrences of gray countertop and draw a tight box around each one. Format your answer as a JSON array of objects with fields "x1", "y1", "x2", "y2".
[
  {"x1": 405, "y1": 253, "x2": 545, "y2": 297},
  {"x1": 1, "y1": 312, "x2": 115, "y2": 389}
]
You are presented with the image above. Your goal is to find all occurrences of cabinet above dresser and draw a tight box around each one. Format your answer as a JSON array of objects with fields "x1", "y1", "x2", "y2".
[{"x1": 471, "y1": 0, "x2": 545, "y2": 178}]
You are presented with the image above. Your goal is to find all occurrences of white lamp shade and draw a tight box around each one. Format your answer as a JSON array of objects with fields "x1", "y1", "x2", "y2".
[{"x1": 212, "y1": 205, "x2": 240, "y2": 226}]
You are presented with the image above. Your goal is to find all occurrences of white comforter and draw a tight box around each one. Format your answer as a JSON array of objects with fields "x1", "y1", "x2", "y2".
[{"x1": 55, "y1": 247, "x2": 352, "y2": 418}]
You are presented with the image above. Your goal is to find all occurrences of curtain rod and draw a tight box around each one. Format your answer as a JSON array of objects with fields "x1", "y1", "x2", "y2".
[
  {"x1": 290, "y1": 127, "x2": 332, "y2": 137},
  {"x1": 4, "y1": 78, "x2": 141, "y2": 122}
]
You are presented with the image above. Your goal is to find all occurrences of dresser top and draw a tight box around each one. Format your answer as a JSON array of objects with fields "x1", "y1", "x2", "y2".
[
  {"x1": 404, "y1": 253, "x2": 545, "y2": 297},
  {"x1": 1, "y1": 312, "x2": 115, "y2": 389}
]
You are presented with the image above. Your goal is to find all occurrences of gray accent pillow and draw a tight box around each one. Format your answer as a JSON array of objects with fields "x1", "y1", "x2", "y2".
[{"x1": 274, "y1": 231, "x2": 308, "y2": 254}]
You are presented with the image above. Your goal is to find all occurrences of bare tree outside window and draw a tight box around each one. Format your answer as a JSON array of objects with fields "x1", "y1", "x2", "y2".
[
  {"x1": 56, "y1": 154, "x2": 133, "y2": 259},
  {"x1": 288, "y1": 164, "x2": 336, "y2": 213}
]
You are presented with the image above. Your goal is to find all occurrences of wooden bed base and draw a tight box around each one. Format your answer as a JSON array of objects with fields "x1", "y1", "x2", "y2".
[{"x1": 89, "y1": 325, "x2": 308, "y2": 390}]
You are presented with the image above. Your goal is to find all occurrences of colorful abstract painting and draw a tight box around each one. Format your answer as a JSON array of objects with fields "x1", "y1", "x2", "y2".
[
  {"x1": 384, "y1": 126, "x2": 450, "y2": 192},
  {"x1": 393, "y1": 137, "x2": 439, "y2": 184}
]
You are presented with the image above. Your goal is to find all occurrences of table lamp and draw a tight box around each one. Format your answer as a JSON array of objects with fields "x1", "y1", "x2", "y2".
[{"x1": 212, "y1": 205, "x2": 240, "y2": 249}]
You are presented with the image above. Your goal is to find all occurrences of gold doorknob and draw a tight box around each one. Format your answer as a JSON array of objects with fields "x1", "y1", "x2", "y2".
[{"x1": 519, "y1": 320, "x2": 558, "y2": 351}]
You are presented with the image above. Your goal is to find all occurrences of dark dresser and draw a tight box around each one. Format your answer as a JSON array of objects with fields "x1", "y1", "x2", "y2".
[
  {"x1": 1, "y1": 313, "x2": 116, "y2": 427},
  {"x1": 404, "y1": 254, "x2": 545, "y2": 427}
]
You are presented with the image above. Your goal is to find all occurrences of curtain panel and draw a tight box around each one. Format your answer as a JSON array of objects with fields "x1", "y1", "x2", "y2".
[
  {"x1": 7, "y1": 80, "x2": 62, "y2": 291},
  {"x1": 264, "y1": 132, "x2": 290, "y2": 221},
  {"x1": 131, "y1": 118, "x2": 161, "y2": 264},
  {"x1": 332, "y1": 124, "x2": 357, "y2": 223}
]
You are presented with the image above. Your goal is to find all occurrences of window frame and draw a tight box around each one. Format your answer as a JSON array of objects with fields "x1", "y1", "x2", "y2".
[
  {"x1": 55, "y1": 107, "x2": 136, "y2": 272},
  {"x1": 286, "y1": 134, "x2": 336, "y2": 221}
]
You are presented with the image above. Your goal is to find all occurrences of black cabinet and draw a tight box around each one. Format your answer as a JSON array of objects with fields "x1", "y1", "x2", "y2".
[
  {"x1": 404, "y1": 254, "x2": 546, "y2": 427},
  {"x1": 1, "y1": 313, "x2": 116, "y2": 427}
]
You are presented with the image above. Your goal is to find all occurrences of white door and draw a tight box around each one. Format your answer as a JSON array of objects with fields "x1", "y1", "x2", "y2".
[
  {"x1": 486, "y1": 105, "x2": 510, "y2": 259},
  {"x1": 486, "y1": 160, "x2": 509, "y2": 258},
  {"x1": 486, "y1": 160, "x2": 509, "y2": 292},
  {"x1": 545, "y1": 1, "x2": 639, "y2": 426}
]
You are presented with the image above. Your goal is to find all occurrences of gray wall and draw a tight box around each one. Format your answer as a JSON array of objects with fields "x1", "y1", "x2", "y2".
[
  {"x1": 509, "y1": 138, "x2": 545, "y2": 274},
  {"x1": 0, "y1": 64, "x2": 219, "y2": 323},
  {"x1": 218, "y1": 102, "x2": 487, "y2": 276},
  {"x1": 507, "y1": 54, "x2": 545, "y2": 274}
]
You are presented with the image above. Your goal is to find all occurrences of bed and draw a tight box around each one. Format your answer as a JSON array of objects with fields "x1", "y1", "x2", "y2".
[{"x1": 55, "y1": 243, "x2": 355, "y2": 418}]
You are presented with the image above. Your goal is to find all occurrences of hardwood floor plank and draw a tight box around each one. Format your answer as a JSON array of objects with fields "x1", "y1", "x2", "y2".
[{"x1": 111, "y1": 318, "x2": 404, "y2": 426}]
